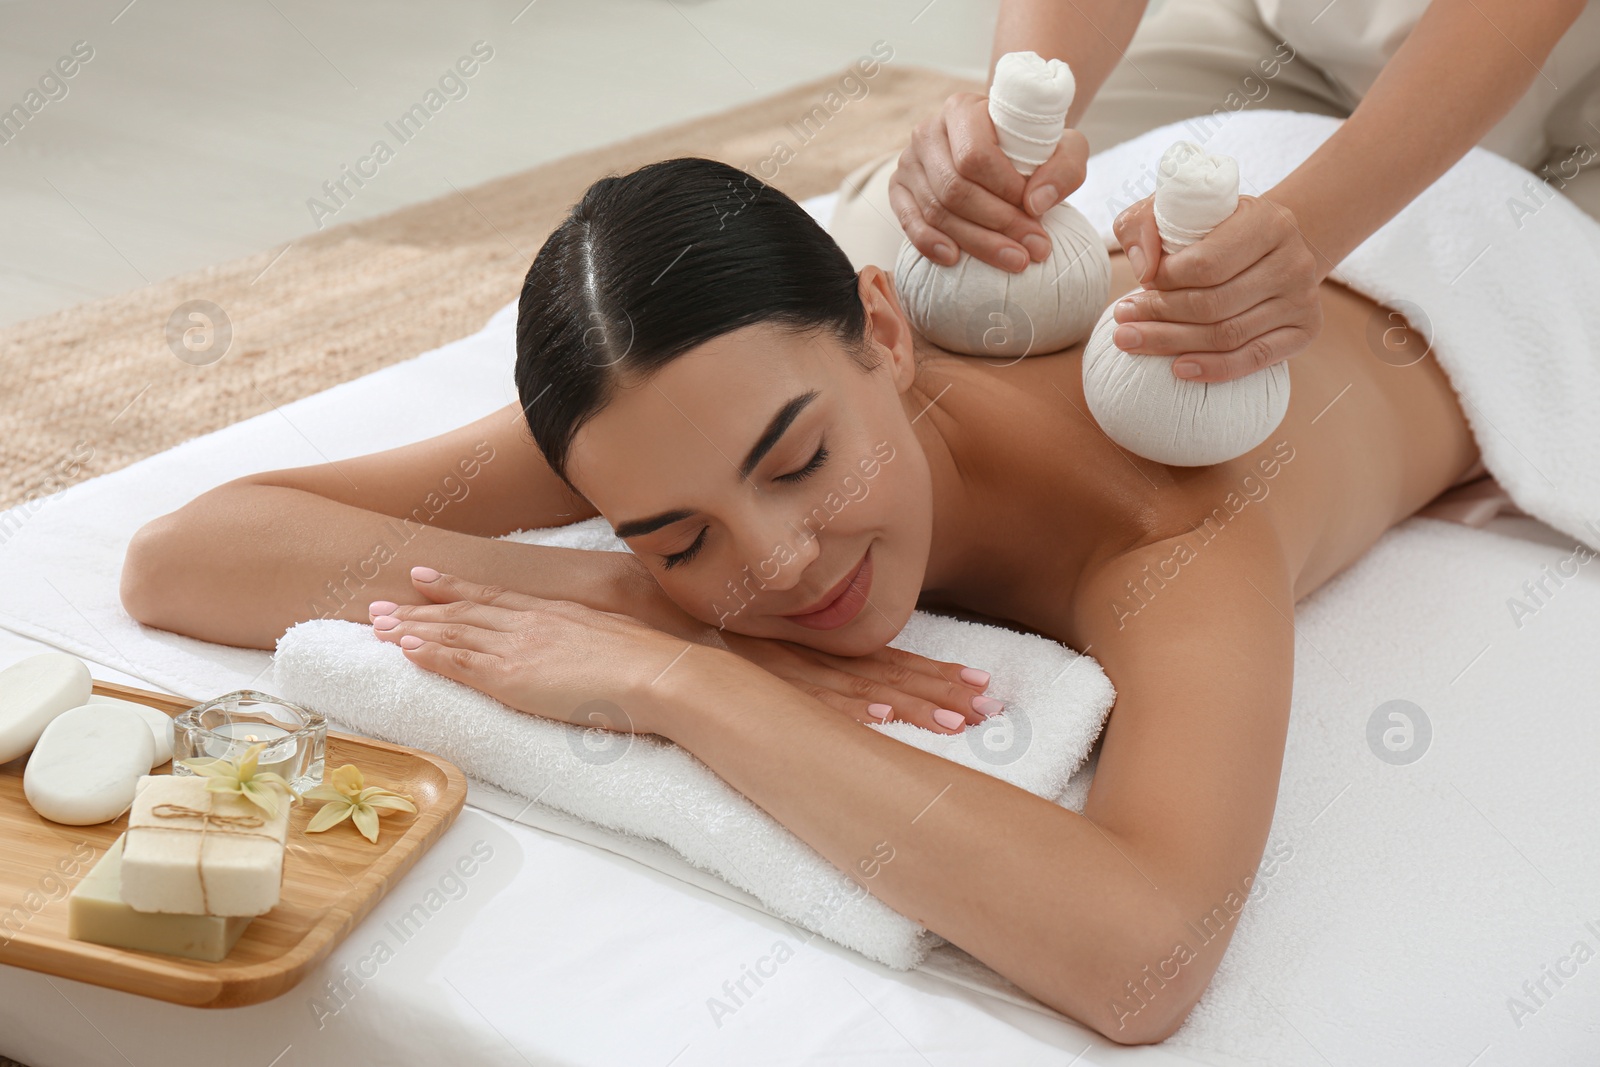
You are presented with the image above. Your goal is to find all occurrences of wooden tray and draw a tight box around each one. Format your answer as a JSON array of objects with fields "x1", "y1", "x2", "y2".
[{"x1": 0, "y1": 679, "x2": 468, "y2": 1008}]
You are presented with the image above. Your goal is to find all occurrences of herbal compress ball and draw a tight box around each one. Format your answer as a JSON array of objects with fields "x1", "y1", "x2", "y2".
[
  {"x1": 1082, "y1": 141, "x2": 1291, "y2": 466},
  {"x1": 894, "y1": 51, "x2": 1111, "y2": 359}
]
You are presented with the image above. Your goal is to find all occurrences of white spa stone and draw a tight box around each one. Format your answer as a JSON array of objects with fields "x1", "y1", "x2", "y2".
[
  {"x1": 87, "y1": 694, "x2": 174, "y2": 767},
  {"x1": 893, "y1": 51, "x2": 1111, "y2": 359},
  {"x1": 120, "y1": 773, "x2": 289, "y2": 917},
  {"x1": 0, "y1": 652, "x2": 93, "y2": 764},
  {"x1": 22, "y1": 704, "x2": 156, "y2": 825},
  {"x1": 1082, "y1": 140, "x2": 1292, "y2": 466}
]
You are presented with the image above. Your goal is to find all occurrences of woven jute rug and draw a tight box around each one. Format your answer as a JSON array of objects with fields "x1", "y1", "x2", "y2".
[{"x1": 0, "y1": 64, "x2": 980, "y2": 514}]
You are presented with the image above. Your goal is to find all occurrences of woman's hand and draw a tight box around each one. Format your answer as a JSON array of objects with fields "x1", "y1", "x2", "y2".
[
  {"x1": 889, "y1": 91, "x2": 1090, "y2": 273},
  {"x1": 1109, "y1": 193, "x2": 1325, "y2": 382},
  {"x1": 368, "y1": 567, "x2": 697, "y2": 736},
  {"x1": 718, "y1": 631, "x2": 1002, "y2": 735},
  {"x1": 371, "y1": 566, "x2": 1004, "y2": 738}
]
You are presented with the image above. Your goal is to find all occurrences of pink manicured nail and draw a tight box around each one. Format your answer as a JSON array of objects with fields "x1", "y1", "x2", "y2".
[
  {"x1": 932, "y1": 708, "x2": 963, "y2": 730},
  {"x1": 1115, "y1": 299, "x2": 1137, "y2": 320},
  {"x1": 369, "y1": 600, "x2": 397, "y2": 616},
  {"x1": 1174, "y1": 361, "x2": 1202, "y2": 378},
  {"x1": 1114, "y1": 324, "x2": 1142, "y2": 350},
  {"x1": 959, "y1": 667, "x2": 990, "y2": 687},
  {"x1": 412, "y1": 566, "x2": 440, "y2": 582},
  {"x1": 372, "y1": 614, "x2": 399, "y2": 631},
  {"x1": 867, "y1": 703, "x2": 893, "y2": 720},
  {"x1": 399, "y1": 635, "x2": 423, "y2": 649},
  {"x1": 972, "y1": 695, "x2": 1005, "y2": 717}
]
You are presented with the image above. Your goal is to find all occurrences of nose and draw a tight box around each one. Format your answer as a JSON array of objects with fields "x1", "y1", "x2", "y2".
[{"x1": 733, "y1": 510, "x2": 821, "y2": 595}]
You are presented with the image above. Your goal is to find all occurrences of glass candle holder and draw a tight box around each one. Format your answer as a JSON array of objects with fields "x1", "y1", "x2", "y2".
[{"x1": 171, "y1": 690, "x2": 326, "y2": 795}]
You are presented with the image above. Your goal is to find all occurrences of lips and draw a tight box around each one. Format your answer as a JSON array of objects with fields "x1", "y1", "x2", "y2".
[{"x1": 782, "y1": 546, "x2": 873, "y2": 631}]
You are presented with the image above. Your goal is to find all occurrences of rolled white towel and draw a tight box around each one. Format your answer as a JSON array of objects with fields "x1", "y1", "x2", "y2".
[
  {"x1": 893, "y1": 51, "x2": 1111, "y2": 359},
  {"x1": 1082, "y1": 140, "x2": 1291, "y2": 466}
]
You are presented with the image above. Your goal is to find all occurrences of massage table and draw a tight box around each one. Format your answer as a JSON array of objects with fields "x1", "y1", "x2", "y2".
[{"x1": 1, "y1": 171, "x2": 1596, "y2": 1065}]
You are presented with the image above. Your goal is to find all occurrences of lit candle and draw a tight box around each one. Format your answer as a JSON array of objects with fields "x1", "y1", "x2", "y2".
[
  {"x1": 205, "y1": 722, "x2": 298, "y2": 781},
  {"x1": 172, "y1": 690, "x2": 326, "y2": 794}
]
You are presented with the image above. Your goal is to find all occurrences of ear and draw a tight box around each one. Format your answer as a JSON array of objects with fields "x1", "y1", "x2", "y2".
[{"x1": 857, "y1": 265, "x2": 919, "y2": 393}]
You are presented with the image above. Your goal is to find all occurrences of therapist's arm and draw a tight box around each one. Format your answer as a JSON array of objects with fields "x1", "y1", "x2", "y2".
[
  {"x1": 1115, "y1": 0, "x2": 1590, "y2": 382},
  {"x1": 1271, "y1": 0, "x2": 1589, "y2": 275}
]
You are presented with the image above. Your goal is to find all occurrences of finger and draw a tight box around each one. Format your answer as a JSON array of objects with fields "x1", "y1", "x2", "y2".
[
  {"x1": 1149, "y1": 196, "x2": 1279, "y2": 292},
  {"x1": 1164, "y1": 324, "x2": 1316, "y2": 383},
  {"x1": 940, "y1": 100, "x2": 1026, "y2": 209},
  {"x1": 372, "y1": 615, "x2": 507, "y2": 657},
  {"x1": 1112, "y1": 265, "x2": 1267, "y2": 328},
  {"x1": 814, "y1": 645, "x2": 1004, "y2": 719},
  {"x1": 888, "y1": 148, "x2": 959, "y2": 265},
  {"x1": 372, "y1": 594, "x2": 524, "y2": 633},
  {"x1": 812, "y1": 659, "x2": 972, "y2": 735},
  {"x1": 393, "y1": 630, "x2": 506, "y2": 685},
  {"x1": 409, "y1": 566, "x2": 547, "y2": 612},
  {"x1": 889, "y1": 177, "x2": 1036, "y2": 273},
  {"x1": 1112, "y1": 198, "x2": 1162, "y2": 286},
  {"x1": 1110, "y1": 296, "x2": 1295, "y2": 363},
  {"x1": 877, "y1": 643, "x2": 994, "y2": 691},
  {"x1": 780, "y1": 675, "x2": 966, "y2": 735},
  {"x1": 900, "y1": 117, "x2": 1045, "y2": 271},
  {"x1": 943, "y1": 106, "x2": 1066, "y2": 263},
  {"x1": 786, "y1": 680, "x2": 884, "y2": 726},
  {"x1": 1020, "y1": 129, "x2": 1089, "y2": 216}
]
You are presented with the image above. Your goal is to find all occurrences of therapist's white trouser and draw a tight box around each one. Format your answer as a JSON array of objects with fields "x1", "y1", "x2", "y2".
[{"x1": 827, "y1": 0, "x2": 1600, "y2": 272}]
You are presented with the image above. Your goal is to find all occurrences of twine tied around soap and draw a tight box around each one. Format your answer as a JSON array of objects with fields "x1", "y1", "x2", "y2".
[{"x1": 137, "y1": 800, "x2": 283, "y2": 915}]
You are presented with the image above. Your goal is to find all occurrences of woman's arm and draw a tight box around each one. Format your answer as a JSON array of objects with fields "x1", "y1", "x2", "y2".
[
  {"x1": 120, "y1": 404, "x2": 1001, "y2": 729},
  {"x1": 120, "y1": 399, "x2": 650, "y2": 650},
  {"x1": 640, "y1": 519, "x2": 1296, "y2": 1042}
]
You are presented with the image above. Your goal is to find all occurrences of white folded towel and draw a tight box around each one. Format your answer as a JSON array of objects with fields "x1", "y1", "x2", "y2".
[{"x1": 271, "y1": 520, "x2": 1114, "y2": 971}]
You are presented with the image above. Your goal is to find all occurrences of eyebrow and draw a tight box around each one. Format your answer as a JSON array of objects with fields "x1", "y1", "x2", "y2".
[{"x1": 611, "y1": 389, "x2": 819, "y2": 540}]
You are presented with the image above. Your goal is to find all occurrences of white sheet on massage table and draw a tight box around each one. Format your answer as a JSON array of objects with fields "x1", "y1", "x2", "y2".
[
  {"x1": 0, "y1": 188, "x2": 1587, "y2": 1067},
  {"x1": 0, "y1": 191, "x2": 1218, "y2": 1067}
]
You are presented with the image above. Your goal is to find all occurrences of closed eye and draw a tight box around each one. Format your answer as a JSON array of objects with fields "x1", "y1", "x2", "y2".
[
  {"x1": 776, "y1": 442, "x2": 828, "y2": 484},
  {"x1": 660, "y1": 527, "x2": 706, "y2": 570},
  {"x1": 660, "y1": 441, "x2": 829, "y2": 570}
]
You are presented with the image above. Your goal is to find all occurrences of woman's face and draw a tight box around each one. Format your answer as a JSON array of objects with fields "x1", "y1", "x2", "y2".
[{"x1": 566, "y1": 269, "x2": 933, "y2": 657}]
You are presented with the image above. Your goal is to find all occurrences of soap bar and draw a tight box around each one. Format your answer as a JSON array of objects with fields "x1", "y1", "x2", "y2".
[
  {"x1": 68, "y1": 833, "x2": 252, "y2": 962},
  {"x1": 120, "y1": 774, "x2": 289, "y2": 916},
  {"x1": 0, "y1": 652, "x2": 93, "y2": 764},
  {"x1": 87, "y1": 695, "x2": 174, "y2": 767},
  {"x1": 23, "y1": 705, "x2": 156, "y2": 825}
]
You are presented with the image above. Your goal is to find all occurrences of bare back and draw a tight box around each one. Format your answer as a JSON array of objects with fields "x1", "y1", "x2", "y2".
[{"x1": 907, "y1": 252, "x2": 1481, "y2": 648}]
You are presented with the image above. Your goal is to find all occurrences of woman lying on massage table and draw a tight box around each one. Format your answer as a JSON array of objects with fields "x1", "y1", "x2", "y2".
[{"x1": 121, "y1": 156, "x2": 1487, "y2": 1043}]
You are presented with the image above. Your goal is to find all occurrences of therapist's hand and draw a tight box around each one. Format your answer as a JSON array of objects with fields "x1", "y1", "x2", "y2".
[
  {"x1": 1109, "y1": 193, "x2": 1325, "y2": 382},
  {"x1": 889, "y1": 91, "x2": 1090, "y2": 273}
]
